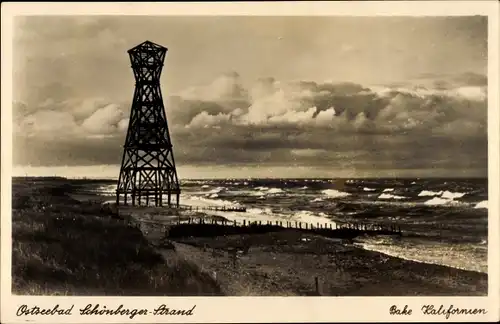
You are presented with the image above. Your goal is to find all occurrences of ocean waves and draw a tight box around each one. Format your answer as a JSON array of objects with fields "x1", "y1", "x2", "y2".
[
  {"x1": 182, "y1": 194, "x2": 338, "y2": 228},
  {"x1": 87, "y1": 177, "x2": 487, "y2": 276},
  {"x1": 94, "y1": 179, "x2": 487, "y2": 210}
]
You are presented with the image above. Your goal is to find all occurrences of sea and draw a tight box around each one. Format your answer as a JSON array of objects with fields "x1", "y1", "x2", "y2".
[{"x1": 91, "y1": 178, "x2": 488, "y2": 274}]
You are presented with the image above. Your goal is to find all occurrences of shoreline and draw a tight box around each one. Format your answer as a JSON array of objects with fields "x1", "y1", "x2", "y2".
[
  {"x1": 354, "y1": 242, "x2": 488, "y2": 275},
  {"x1": 115, "y1": 198, "x2": 487, "y2": 275},
  {"x1": 119, "y1": 202, "x2": 487, "y2": 296},
  {"x1": 158, "y1": 230, "x2": 487, "y2": 296},
  {"x1": 72, "y1": 177, "x2": 488, "y2": 275},
  {"x1": 124, "y1": 205, "x2": 488, "y2": 277}
]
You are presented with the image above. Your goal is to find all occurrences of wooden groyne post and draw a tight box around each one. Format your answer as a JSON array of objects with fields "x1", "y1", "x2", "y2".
[{"x1": 169, "y1": 213, "x2": 402, "y2": 238}]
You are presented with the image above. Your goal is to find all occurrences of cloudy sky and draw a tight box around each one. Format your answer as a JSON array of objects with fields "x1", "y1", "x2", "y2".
[{"x1": 12, "y1": 15, "x2": 488, "y2": 179}]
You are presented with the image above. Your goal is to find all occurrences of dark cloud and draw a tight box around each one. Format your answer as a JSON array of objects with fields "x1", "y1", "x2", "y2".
[{"x1": 13, "y1": 71, "x2": 488, "y2": 176}]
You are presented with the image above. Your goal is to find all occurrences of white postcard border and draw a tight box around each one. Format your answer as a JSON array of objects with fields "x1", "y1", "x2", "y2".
[{"x1": 1, "y1": 1, "x2": 499, "y2": 323}]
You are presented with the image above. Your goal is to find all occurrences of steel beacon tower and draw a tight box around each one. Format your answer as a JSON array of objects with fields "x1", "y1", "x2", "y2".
[{"x1": 116, "y1": 41, "x2": 180, "y2": 207}]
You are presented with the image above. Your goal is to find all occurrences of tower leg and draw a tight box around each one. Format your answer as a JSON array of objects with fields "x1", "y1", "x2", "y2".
[
  {"x1": 168, "y1": 192, "x2": 171, "y2": 207},
  {"x1": 176, "y1": 192, "x2": 180, "y2": 208}
]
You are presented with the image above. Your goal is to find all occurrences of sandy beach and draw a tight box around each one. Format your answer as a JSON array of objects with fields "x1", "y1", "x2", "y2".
[{"x1": 11, "y1": 177, "x2": 487, "y2": 296}]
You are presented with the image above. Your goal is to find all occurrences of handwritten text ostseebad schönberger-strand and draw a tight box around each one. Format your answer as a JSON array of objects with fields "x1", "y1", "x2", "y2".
[{"x1": 16, "y1": 304, "x2": 196, "y2": 319}]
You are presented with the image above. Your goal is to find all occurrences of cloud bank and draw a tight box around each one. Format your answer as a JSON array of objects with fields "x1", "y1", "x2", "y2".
[{"x1": 13, "y1": 71, "x2": 487, "y2": 177}]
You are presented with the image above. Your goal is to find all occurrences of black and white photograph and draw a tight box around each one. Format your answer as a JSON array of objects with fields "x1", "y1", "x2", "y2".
[{"x1": 1, "y1": 1, "x2": 499, "y2": 323}]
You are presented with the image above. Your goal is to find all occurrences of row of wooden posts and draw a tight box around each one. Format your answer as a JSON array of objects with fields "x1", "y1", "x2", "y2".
[
  {"x1": 179, "y1": 204, "x2": 247, "y2": 212},
  {"x1": 178, "y1": 217, "x2": 401, "y2": 233}
]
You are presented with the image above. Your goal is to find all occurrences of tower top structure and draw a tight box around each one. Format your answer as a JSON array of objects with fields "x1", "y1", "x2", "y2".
[{"x1": 128, "y1": 40, "x2": 167, "y2": 53}]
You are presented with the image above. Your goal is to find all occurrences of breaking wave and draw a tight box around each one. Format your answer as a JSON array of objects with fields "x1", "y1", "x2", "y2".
[
  {"x1": 245, "y1": 191, "x2": 266, "y2": 197},
  {"x1": 246, "y1": 207, "x2": 273, "y2": 215},
  {"x1": 419, "y1": 190, "x2": 469, "y2": 206},
  {"x1": 321, "y1": 189, "x2": 350, "y2": 198},
  {"x1": 378, "y1": 193, "x2": 406, "y2": 200},
  {"x1": 182, "y1": 194, "x2": 238, "y2": 208},
  {"x1": 95, "y1": 184, "x2": 117, "y2": 195},
  {"x1": 205, "y1": 186, "x2": 225, "y2": 194},
  {"x1": 474, "y1": 200, "x2": 488, "y2": 209},
  {"x1": 424, "y1": 197, "x2": 463, "y2": 206},
  {"x1": 418, "y1": 190, "x2": 443, "y2": 197},
  {"x1": 293, "y1": 210, "x2": 336, "y2": 227},
  {"x1": 441, "y1": 190, "x2": 466, "y2": 200}
]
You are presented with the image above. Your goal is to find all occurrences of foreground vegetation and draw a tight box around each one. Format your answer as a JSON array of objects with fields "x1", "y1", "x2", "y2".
[{"x1": 11, "y1": 178, "x2": 222, "y2": 295}]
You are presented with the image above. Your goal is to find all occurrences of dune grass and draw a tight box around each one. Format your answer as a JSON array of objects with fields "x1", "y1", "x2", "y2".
[{"x1": 11, "y1": 178, "x2": 223, "y2": 296}]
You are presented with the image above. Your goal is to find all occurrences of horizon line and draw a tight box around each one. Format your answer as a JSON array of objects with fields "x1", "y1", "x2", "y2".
[{"x1": 11, "y1": 175, "x2": 489, "y2": 181}]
